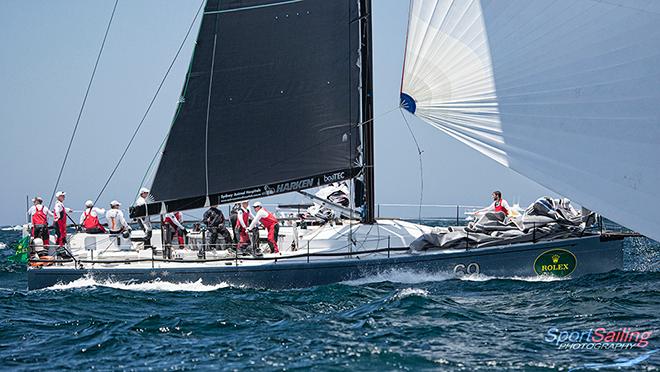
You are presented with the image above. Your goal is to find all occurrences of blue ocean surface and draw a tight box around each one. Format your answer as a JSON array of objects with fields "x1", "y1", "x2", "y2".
[{"x1": 0, "y1": 227, "x2": 658, "y2": 371}]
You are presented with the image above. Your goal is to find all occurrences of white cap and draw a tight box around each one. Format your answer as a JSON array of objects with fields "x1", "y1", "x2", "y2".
[
  {"x1": 85, "y1": 200, "x2": 94, "y2": 207},
  {"x1": 139, "y1": 187, "x2": 150, "y2": 194},
  {"x1": 110, "y1": 200, "x2": 121, "y2": 207},
  {"x1": 253, "y1": 201, "x2": 262, "y2": 208},
  {"x1": 55, "y1": 191, "x2": 66, "y2": 198}
]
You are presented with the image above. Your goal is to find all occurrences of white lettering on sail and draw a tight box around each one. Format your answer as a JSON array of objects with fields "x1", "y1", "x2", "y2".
[{"x1": 323, "y1": 172, "x2": 345, "y2": 183}]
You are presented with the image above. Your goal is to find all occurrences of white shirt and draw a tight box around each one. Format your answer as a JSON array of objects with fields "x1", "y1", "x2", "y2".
[
  {"x1": 248, "y1": 209, "x2": 270, "y2": 230},
  {"x1": 165, "y1": 212, "x2": 185, "y2": 230},
  {"x1": 135, "y1": 196, "x2": 146, "y2": 206},
  {"x1": 237, "y1": 207, "x2": 251, "y2": 229},
  {"x1": 27, "y1": 205, "x2": 53, "y2": 218},
  {"x1": 53, "y1": 200, "x2": 73, "y2": 222},
  {"x1": 79, "y1": 207, "x2": 106, "y2": 224},
  {"x1": 106, "y1": 208, "x2": 128, "y2": 231}
]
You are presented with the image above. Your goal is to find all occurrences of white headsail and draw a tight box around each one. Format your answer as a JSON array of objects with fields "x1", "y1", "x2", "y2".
[{"x1": 401, "y1": 0, "x2": 660, "y2": 242}]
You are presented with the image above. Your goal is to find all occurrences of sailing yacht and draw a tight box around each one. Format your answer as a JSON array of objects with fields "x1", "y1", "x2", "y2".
[{"x1": 27, "y1": 0, "x2": 660, "y2": 290}]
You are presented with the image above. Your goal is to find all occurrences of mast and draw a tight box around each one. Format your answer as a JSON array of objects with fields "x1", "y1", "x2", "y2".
[{"x1": 360, "y1": 0, "x2": 375, "y2": 224}]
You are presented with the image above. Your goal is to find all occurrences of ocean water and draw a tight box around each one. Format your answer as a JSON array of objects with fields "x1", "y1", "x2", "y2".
[{"x1": 0, "y1": 228, "x2": 658, "y2": 371}]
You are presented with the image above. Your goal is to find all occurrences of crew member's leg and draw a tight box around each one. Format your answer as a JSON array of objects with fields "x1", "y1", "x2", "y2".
[
  {"x1": 266, "y1": 225, "x2": 279, "y2": 253},
  {"x1": 56, "y1": 219, "x2": 67, "y2": 246},
  {"x1": 176, "y1": 228, "x2": 185, "y2": 247},
  {"x1": 219, "y1": 226, "x2": 232, "y2": 248},
  {"x1": 238, "y1": 228, "x2": 249, "y2": 249},
  {"x1": 41, "y1": 226, "x2": 50, "y2": 246},
  {"x1": 209, "y1": 227, "x2": 218, "y2": 249}
]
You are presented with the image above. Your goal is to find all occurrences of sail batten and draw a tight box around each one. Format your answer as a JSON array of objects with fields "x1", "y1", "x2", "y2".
[
  {"x1": 402, "y1": 0, "x2": 660, "y2": 242},
  {"x1": 133, "y1": 0, "x2": 362, "y2": 217}
]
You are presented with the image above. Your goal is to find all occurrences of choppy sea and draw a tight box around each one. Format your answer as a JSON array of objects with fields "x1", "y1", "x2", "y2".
[{"x1": 0, "y1": 225, "x2": 658, "y2": 371}]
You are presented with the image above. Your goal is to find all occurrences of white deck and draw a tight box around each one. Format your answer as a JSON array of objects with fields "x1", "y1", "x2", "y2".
[{"x1": 43, "y1": 219, "x2": 432, "y2": 270}]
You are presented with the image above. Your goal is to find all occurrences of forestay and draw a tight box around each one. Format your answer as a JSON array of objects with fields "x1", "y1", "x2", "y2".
[
  {"x1": 401, "y1": 0, "x2": 660, "y2": 242},
  {"x1": 133, "y1": 0, "x2": 362, "y2": 217}
]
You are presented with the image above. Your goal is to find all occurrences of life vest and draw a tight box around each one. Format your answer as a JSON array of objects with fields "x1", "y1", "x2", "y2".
[
  {"x1": 236, "y1": 208, "x2": 249, "y2": 230},
  {"x1": 259, "y1": 210, "x2": 278, "y2": 229},
  {"x1": 164, "y1": 212, "x2": 182, "y2": 227},
  {"x1": 494, "y1": 200, "x2": 508, "y2": 215},
  {"x1": 32, "y1": 205, "x2": 48, "y2": 225},
  {"x1": 82, "y1": 209, "x2": 101, "y2": 229}
]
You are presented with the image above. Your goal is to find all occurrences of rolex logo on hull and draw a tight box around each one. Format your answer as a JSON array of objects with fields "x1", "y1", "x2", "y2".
[{"x1": 534, "y1": 249, "x2": 577, "y2": 277}]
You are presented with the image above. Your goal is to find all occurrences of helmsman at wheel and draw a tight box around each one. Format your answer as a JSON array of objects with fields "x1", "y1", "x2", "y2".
[
  {"x1": 53, "y1": 191, "x2": 72, "y2": 246},
  {"x1": 247, "y1": 202, "x2": 279, "y2": 254}
]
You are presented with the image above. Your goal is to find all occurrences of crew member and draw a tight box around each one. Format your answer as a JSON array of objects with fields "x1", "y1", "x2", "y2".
[
  {"x1": 80, "y1": 200, "x2": 106, "y2": 234},
  {"x1": 477, "y1": 190, "x2": 510, "y2": 216},
  {"x1": 135, "y1": 187, "x2": 150, "y2": 206},
  {"x1": 203, "y1": 205, "x2": 231, "y2": 249},
  {"x1": 248, "y1": 202, "x2": 279, "y2": 253},
  {"x1": 27, "y1": 196, "x2": 52, "y2": 245},
  {"x1": 229, "y1": 203, "x2": 240, "y2": 244},
  {"x1": 106, "y1": 200, "x2": 129, "y2": 234},
  {"x1": 134, "y1": 187, "x2": 152, "y2": 248},
  {"x1": 52, "y1": 191, "x2": 72, "y2": 246},
  {"x1": 235, "y1": 201, "x2": 251, "y2": 250},
  {"x1": 164, "y1": 211, "x2": 186, "y2": 247}
]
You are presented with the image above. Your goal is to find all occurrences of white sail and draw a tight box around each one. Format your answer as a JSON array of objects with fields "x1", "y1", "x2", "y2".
[{"x1": 401, "y1": 0, "x2": 660, "y2": 242}]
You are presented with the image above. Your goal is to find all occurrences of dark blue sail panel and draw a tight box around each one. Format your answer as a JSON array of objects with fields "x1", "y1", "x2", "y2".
[
  {"x1": 400, "y1": 92, "x2": 416, "y2": 114},
  {"x1": 136, "y1": 0, "x2": 361, "y2": 215}
]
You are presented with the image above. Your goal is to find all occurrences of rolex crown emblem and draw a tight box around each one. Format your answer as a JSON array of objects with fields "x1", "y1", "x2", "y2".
[{"x1": 552, "y1": 254, "x2": 560, "y2": 264}]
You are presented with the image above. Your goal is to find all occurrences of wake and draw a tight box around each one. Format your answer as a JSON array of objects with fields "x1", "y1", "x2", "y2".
[
  {"x1": 342, "y1": 269, "x2": 566, "y2": 286},
  {"x1": 43, "y1": 276, "x2": 230, "y2": 292}
]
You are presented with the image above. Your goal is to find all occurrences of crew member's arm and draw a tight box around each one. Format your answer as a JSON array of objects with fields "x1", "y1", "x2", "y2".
[
  {"x1": 476, "y1": 202, "x2": 495, "y2": 214},
  {"x1": 118, "y1": 211, "x2": 129, "y2": 229},
  {"x1": 53, "y1": 203, "x2": 62, "y2": 222},
  {"x1": 501, "y1": 200, "x2": 511, "y2": 214},
  {"x1": 27, "y1": 206, "x2": 36, "y2": 223},
  {"x1": 237, "y1": 210, "x2": 248, "y2": 229},
  {"x1": 247, "y1": 210, "x2": 266, "y2": 230},
  {"x1": 79, "y1": 211, "x2": 86, "y2": 225},
  {"x1": 216, "y1": 211, "x2": 225, "y2": 225},
  {"x1": 167, "y1": 213, "x2": 186, "y2": 230}
]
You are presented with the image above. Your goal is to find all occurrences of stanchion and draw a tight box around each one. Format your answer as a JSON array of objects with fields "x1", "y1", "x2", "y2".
[{"x1": 387, "y1": 236, "x2": 391, "y2": 258}]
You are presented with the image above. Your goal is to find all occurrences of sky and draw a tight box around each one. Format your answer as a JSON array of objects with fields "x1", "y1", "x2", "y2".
[{"x1": 0, "y1": 0, "x2": 557, "y2": 226}]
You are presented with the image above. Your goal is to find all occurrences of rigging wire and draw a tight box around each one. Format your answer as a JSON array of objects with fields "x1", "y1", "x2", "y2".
[
  {"x1": 93, "y1": 0, "x2": 205, "y2": 206},
  {"x1": 47, "y1": 0, "x2": 119, "y2": 208},
  {"x1": 399, "y1": 108, "x2": 424, "y2": 223}
]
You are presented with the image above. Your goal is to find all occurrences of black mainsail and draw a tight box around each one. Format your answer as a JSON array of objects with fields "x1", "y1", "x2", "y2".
[{"x1": 133, "y1": 0, "x2": 366, "y2": 217}]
